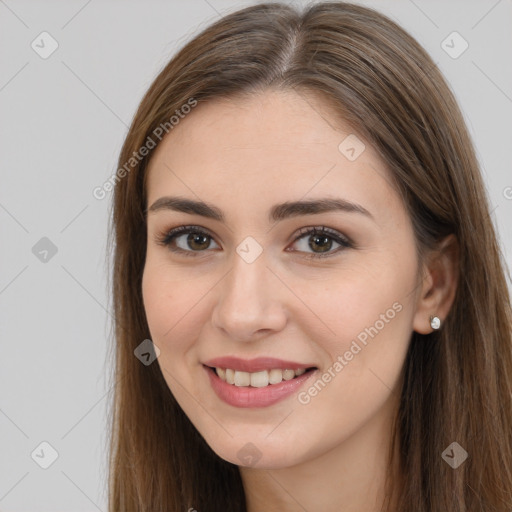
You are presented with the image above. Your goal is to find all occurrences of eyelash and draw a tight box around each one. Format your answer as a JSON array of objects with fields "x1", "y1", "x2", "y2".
[{"x1": 155, "y1": 225, "x2": 354, "y2": 260}]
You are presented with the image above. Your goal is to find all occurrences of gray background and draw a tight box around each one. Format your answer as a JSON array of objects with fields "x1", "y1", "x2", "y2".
[{"x1": 1, "y1": 0, "x2": 511, "y2": 510}]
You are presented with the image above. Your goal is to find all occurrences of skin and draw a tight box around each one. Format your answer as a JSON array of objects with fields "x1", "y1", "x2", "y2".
[{"x1": 142, "y1": 89, "x2": 458, "y2": 511}]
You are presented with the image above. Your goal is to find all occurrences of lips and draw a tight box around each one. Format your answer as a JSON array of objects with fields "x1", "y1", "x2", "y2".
[
  {"x1": 202, "y1": 356, "x2": 318, "y2": 408},
  {"x1": 204, "y1": 365, "x2": 317, "y2": 408},
  {"x1": 203, "y1": 356, "x2": 316, "y2": 373}
]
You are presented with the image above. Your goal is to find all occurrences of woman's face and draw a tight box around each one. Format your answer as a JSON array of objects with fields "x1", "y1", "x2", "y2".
[{"x1": 142, "y1": 89, "x2": 422, "y2": 469}]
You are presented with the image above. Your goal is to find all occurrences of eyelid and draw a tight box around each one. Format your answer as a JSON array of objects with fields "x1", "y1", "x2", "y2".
[
  {"x1": 155, "y1": 224, "x2": 353, "y2": 258},
  {"x1": 291, "y1": 225, "x2": 352, "y2": 245},
  {"x1": 286, "y1": 225, "x2": 353, "y2": 259},
  {"x1": 154, "y1": 225, "x2": 219, "y2": 256}
]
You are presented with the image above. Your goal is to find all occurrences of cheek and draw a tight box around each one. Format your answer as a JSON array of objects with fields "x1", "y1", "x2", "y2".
[
  {"x1": 141, "y1": 266, "x2": 197, "y2": 383},
  {"x1": 295, "y1": 252, "x2": 416, "y2": 397},
  {"x1": 288, "y1": 261, "x2": 415, "y2": 452},
  {"x1": 298, "y1": 253, "x2": 415, "y2": 349},
  {"x1": 141, "y1": 256, "x2": 220, "y2": 382},
  {"x1": 142, "y1": 266, "x2": 179, "y2": 341},
  {"x1": 142, "y1": 257, "x2": 205, "y2": 342},
  {"x1": 141, "y1": 261, "x2": 204, "y2": 402}
]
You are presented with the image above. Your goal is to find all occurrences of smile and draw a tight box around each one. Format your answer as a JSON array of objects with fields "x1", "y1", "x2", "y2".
[
  {"x1": 203, "y1": 364, "x2": 318, "y2": 408},
  {"x1": 213, "y1": 367, "x2": 311, "y2": 387}
]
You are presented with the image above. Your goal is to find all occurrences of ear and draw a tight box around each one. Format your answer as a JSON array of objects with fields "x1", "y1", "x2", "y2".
[{"x1": 412, "y1": 234, "x2": 459, "y2": 334}]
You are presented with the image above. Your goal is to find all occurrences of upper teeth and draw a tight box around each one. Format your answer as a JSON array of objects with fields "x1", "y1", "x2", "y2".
[{"x1": 215, "y1": 367, "x2": 307, "y2": 387}]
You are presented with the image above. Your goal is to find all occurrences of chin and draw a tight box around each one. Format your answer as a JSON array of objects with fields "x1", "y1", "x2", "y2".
[{"x1": 201, "y1": 431, "x2": 310, "y2": 469}]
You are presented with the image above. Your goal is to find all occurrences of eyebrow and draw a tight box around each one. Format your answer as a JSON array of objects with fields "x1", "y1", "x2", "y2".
[{"x1": 146, "y1": 196, "x2": 374, "y2": 223}]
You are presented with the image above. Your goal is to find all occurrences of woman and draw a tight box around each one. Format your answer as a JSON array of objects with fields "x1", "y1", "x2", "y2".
[{"x1": 106, "y1": 2, "x2": 512, "y2": 510}]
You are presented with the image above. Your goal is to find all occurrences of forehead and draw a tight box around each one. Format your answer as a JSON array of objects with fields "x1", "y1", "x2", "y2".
[{"x1": 145, "y1": 89, "x2": 399, "y2": 223}]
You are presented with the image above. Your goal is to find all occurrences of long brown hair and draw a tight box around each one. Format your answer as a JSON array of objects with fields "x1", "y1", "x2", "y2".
[{"x1": 106, "y1": 2, "x2": 512, "y2": 510}]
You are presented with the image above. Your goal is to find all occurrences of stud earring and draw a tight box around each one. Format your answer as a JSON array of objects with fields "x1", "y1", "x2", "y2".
[{"x1": 430, "y1": 315, "x2": 441, "y2": 330}]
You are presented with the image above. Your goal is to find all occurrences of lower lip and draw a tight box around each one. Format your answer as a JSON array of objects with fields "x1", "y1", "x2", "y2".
[{"x1": 204, "y1": 365, "x2": 317, "y2": 408}]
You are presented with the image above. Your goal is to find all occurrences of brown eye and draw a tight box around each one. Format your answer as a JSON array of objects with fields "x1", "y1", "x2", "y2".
[
  {"x1": 289, "y1": 226, "x2": 352, "y2": 259},
  {"x1": 157, "y1": 225, "x2": 352, "y2": 259},
  {"x1": 184, "y1": 232, "x2": 211, "y2": 251},
  {"x1": 157, "y1": 226, "x2": 220, "y2": 256},
  {"x1": 308, "y1": 233, "x2": 333, "y2": 253}
]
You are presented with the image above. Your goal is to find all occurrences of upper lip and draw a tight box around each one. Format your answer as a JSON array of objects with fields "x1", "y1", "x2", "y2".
[{"x1": 203, "y1": 356, "x2": 317, "y2": 373}]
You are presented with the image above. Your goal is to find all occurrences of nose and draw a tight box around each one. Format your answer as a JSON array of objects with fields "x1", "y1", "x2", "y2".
[{"x1": 210, "y1": 249, "x2": 288, "y2": 342}]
